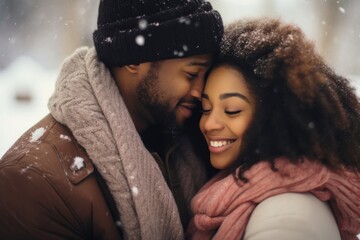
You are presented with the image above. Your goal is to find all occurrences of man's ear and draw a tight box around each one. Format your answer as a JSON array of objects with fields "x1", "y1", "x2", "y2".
[{"x1": 124, "y1": 64, "x2": 140, "y2": 74}]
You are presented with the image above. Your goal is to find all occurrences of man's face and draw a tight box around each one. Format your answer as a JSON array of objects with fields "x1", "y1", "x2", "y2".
[{"x1": 136, "y1": 54, "x2": 211, "y2": 134}]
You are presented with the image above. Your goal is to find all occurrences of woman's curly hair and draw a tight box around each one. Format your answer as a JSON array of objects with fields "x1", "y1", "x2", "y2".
[{"x1": 216, "y1": 18, "x2": 360, "y2": 179}]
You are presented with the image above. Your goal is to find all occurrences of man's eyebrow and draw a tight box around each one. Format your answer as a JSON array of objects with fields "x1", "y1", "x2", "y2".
[{"x1": 188, "y1": 61, "x2": 211, "y2": 68}]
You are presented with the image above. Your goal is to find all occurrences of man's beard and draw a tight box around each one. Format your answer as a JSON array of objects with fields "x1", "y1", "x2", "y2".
[{"x1": 136, "y1": 63, "x2": 182, "y2": 137}]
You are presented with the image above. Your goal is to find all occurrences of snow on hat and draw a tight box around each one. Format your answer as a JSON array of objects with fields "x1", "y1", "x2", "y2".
[{"x1": 93, "y1": 0, "x2": 223, "y2": 67}]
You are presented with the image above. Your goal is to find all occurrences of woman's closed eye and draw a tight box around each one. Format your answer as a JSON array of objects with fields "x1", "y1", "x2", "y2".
[
  {"x1": 200, "y1": 108, "x2": 242, "y2": 115},
  {"x1": 200, "y1": 108, "x2": 211, "y2": 114},
  {"x1": 225, "y1": 110, "x2": 242, "y2": 115}
]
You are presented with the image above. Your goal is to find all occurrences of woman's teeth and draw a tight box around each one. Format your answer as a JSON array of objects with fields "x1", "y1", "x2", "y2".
[{"x1": 209, "y1": 140, "x2": 235, "y2": 147}]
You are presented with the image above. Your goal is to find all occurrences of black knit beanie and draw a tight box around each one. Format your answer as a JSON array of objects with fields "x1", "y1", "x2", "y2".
[{"x1": 93, "y1": 0, "x2": 223, "y2": 67}]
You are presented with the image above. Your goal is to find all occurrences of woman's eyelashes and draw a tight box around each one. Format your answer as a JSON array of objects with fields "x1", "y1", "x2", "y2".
[
  {"x1": 200, "y1": 107, "x2": 242, "y2": 115},
  {"x1": 225, "y1": 110, "x2": 242, "y2": 115},
  {"x1": 200, "y1": 107, "x2": 211, "y2": 114}
]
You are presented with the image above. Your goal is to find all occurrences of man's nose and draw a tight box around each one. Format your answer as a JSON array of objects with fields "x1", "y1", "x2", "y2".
[{"x1": 190, "y1": 76, "x2": 205, "y2": 100}]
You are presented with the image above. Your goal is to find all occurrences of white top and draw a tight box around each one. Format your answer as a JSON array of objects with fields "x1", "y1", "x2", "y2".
[{"x1": 243, "y1": 192, "x2": 341, "y2": 240}]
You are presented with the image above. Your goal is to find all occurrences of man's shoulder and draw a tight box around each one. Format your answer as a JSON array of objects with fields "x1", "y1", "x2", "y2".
[
  {"x1": 0, "y1": 115, "x2": 121, "y2": 239},
  {"x1": 243, "y1": 193, "x2": 341, "y2": 240},
  {"x1": 0, "y1": 114, "x2": 94, "y2": 186},
  {"x1": 0, "y1": 114, "x2": 103, "y2": 235}
]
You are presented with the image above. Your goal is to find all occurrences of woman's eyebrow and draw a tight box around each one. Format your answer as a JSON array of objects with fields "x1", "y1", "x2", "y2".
[
  {"x1": 202, "y1": 92, "x2": 250, "y2": 103},
  {"x1": 220, "y1": 92, "x2": 250, "y2": 103},
  {"x1": 202, "y1": 93, "x2": 209, "y2": 99}
]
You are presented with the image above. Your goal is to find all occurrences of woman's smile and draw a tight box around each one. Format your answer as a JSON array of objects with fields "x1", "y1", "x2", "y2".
[{"x1": 207, "y1": 138, "x2": 236, "y2": 153}]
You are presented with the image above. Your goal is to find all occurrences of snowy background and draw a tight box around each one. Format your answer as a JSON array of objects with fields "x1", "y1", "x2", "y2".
[
  {"x1": 0, "y1": 0, "x2": 359, "y2": 238},
  {"x1": 1, "y1": 2, "x2": 360, "y2": 146}
]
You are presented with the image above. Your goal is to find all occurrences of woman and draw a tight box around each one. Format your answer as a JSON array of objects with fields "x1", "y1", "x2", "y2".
[{"x1": 187, "y1": 18, "x2": 360, "y2": 240}]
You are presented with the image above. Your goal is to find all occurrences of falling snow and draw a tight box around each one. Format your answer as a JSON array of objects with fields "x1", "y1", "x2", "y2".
[
  {"x1": 104, "y1": 37, "x2": 112, "y2": 43},
  {"x1": 60, "y1": 134, "x2": 71, "y2": 141},
  {"x1": 339, "y1": 7, "x2": 345, "y2": 13},
  {"x1": 70, "y1": 156, "x2": 85, "y2": 171},
  {"x1": 29, "y1": 127, "x2": 46, "y2": 142},
  {"x1": 135, "y1": 35, "x2": 145, "y2": 46},
  {"x1": 178, "y1": 16, "x2": 191, "y2": 25},
  {"x1": 131, "y1": 186, "x2": 139, "y2": 196},
  {"x1": 20, "y1": 166, "x2": 31, "y2": 174},
  {"x1": 138, "y1": 19, "x2": 148, "y2": 30},
  {"x1": 174, "y1": 50, "x2": 184, "y2": 57}
]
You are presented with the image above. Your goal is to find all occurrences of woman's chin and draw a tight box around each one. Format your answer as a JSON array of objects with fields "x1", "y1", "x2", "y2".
[{"x1": 210, "y1": 157, "x2": 233, "y2": 170}]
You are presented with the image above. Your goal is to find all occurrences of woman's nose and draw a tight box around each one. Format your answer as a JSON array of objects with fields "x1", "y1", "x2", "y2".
[{"x1": 201, "y1": 112, "x2": 224, "y2": 132}]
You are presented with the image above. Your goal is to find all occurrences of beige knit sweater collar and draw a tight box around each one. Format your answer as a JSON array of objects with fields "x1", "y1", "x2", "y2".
[{"x1": 48, "y1": 47, "x2": 186, "y2": 240}]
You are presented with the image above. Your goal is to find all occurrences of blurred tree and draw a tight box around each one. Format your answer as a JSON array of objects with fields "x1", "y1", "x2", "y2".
[
  {"x1": 314, "y1": 0, "x2": 360, "y2": 76},
  {"x1": 0, "y1": 0, "x2": 98, "y2": 70}
]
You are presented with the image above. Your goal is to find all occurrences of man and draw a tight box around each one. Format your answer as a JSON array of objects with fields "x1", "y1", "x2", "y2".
[{"x1": 0, "y1": 0, "x2": 223, "y2": 239}]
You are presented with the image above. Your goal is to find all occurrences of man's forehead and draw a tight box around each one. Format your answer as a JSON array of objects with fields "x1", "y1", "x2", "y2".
[
  {"x1": 157, "y1": 54, "x2": 212, "y2": 68},
  {"x1": 185, "y1": 54, "x2": 212, "y2": 67}
]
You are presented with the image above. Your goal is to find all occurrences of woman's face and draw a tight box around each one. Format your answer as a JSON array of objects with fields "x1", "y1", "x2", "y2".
[{"x1": 200, "y1": 65, "x2": 256, "y2": 170}]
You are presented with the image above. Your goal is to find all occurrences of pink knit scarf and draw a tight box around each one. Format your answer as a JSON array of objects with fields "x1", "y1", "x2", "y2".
[{"x1": 187, "y1": 157, "x2": 360, "y2": 240}]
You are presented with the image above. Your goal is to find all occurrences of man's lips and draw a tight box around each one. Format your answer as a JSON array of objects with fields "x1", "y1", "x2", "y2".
[{"x1": 178, "y1": 103, "x2": 196, "y2": 119}]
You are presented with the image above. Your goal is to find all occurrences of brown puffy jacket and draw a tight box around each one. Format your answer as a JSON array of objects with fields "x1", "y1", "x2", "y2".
[{"x1": 0, "y1": 114, "x2": 122, "y2": 240}]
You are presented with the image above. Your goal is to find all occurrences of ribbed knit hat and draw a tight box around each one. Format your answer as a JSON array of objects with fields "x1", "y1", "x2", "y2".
[{"x1": 93, "y1": 0, "x2": 223, "y2": 67}]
